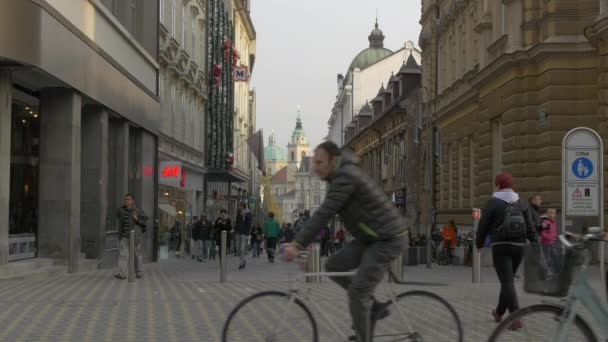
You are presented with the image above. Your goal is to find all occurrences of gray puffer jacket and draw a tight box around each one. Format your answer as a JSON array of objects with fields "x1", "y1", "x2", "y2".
[{"x1": 294, "y1": 151, "x2": 406, "y2": 248}]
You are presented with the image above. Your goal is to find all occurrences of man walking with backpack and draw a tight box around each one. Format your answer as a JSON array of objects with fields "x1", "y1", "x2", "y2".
[{"x1": 476, "y1": 172, "x2": 538, "y2": 329}]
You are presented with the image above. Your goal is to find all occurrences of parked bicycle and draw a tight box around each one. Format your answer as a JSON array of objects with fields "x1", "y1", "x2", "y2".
[
  {"x1": 222, "y1": 251, "x2": 464, "y2": 341},
  {"x1": 488, "y1": 227, "x2": 608, "y2": 342}
]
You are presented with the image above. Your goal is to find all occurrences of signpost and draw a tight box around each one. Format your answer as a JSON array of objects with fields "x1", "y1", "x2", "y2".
[
  {"x1": 472, "y1": 208, "x2": 481, "y2": 283},
  {"x1": 562, "y1": 127, "x2": 604, "y2": 300}
]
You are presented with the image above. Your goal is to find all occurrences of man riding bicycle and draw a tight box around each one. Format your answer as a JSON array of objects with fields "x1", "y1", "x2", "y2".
[{"x1": 282, "y1": 141, "x2": 408, "y2": 342}]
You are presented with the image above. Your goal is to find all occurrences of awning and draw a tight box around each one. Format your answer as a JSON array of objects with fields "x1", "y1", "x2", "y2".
[{"x1": 158, "y1": 203, "x2": 177, "y2": 217}]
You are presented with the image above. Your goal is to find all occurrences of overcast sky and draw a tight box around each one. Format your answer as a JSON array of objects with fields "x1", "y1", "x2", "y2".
[{"x1": 249, "y1": 0, "x2": 422, "y2": 150}]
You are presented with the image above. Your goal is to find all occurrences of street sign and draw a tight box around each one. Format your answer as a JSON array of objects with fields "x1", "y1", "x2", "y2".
[
  {"x1": 561, "y1": 127, "x2": 604, "y2": 300},
  {"x1": 566, "y1": 183, "x2": 599, "y2": 216}
]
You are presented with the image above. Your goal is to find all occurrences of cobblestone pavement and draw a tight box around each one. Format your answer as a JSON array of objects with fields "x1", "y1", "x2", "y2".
[{"x1": 0, "y1": 254, "x2": 605, "y2": 341}]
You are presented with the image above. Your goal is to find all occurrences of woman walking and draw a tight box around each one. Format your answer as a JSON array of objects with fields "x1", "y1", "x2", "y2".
[
  {"x1": 475, "y1": 172, "x2": 538, "y2": 330},
  {"x1": 264, "y1": 212, "x2": 280, "y2": 263}
]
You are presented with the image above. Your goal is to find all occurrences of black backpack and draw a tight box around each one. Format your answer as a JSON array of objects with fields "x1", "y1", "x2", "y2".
[{"x1": 495, "y1": 201, "x2": 527, "y2": 241}]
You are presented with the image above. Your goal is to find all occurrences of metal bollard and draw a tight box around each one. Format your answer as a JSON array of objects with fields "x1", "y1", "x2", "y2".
[
  {"x1": 128, "y1": 229, "x2": 135, "y2": 283},
  {"x1": 306, "y1": 243, "x2": 321, "y2": 283},
  {"x1": 472, "y1": 208, "x2": 481, "y2": 283},
  {"x1": 220, "y1": 230, "x2": 227, "y2": 283},
  {"x1": 389, "y1": 255, "x2": 403, "y2": 282}
]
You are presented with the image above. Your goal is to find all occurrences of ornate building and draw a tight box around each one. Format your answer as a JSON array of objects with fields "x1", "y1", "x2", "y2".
[
  {"x1": 328, "y1": 20, "x2": 421, "y2": 146},
  {"x1": 158, "y1": 0, "x2": 208, "y2": 233},
  {"x1": 288, "y1": 108, "x2": 311, "y2": 173},
  {"x1": 263, "y1": 132, "x2": 288, "y2": 177},
  {"x1": 418, "y1": 0, "x2": 607, "y2": 233}
]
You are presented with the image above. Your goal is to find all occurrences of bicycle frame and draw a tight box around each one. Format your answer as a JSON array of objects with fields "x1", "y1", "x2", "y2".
[
  {"x1": 273, "y1": 271, "x2": 416, "y2": 341},
  {"x1": 552, "y1": 270, "x2": 608, "y2": 342}
]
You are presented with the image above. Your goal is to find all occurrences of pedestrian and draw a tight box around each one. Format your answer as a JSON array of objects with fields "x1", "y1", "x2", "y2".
[
  {"x1": 234, "y1": 202, "x2": 253, "y2": 270},
  {"x1": 200, "y1": 215, "x2": 213, "y2": 261},
  {"x1": 214, "y1": 209, "x2": 231, "y2": 260},
  {"x1": 540, "y1": 208, "x2": 560, "y2": 274},
  {"x1": 191, "y1": 216, "x2": 201, "y2": 261},
  {"x1": 264, "y1": 212, "x2": 280, "y2": 263},
  {"x1": 185, "y1": 217, "x2": 193, "y2": 257},
  {"x1": 528, "y1": 193, "x2": 543, "y2": 231},
  {"x1": 293, "y1": 213, "x2": 305, "y2": 233},
  {"x1": 169, "y1": 219, "x2": 182, "y2": 256},
  {"x1": 283, "y1": 141, "x2": 407, "y2": 342},
  {"x1": 441, "y1": 220, "x2": 457, "y2": 264},
  {"x1": 475, "y1": 172, "x2": 539, "y2": 330},
  {"x1": 251, "y1": 225, "x2": 263, "y2": 258},
  {"x1": 335, "y1": 228, "x2": 345, "y2": 250},
  {"x1": 114, "y1": 193, "x2": 147, "y2": 280}
]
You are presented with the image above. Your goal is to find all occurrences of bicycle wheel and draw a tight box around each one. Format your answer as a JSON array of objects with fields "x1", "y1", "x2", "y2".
[
  {"x1": 374, "y1": 290, "x2": 463, "y2": 341},
  {"x1": 488, "y1": 304, "x2": 597, "y2": 342},
  {"x1": 222, "y1": 290, "x2": 319, "y2": 342}
]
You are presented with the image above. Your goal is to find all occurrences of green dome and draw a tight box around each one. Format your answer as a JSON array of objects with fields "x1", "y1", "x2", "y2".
[
  {"x1": 348, "y1": 20, "x2": 393, "y2": 71},
  {"x1": 264, "y1": 133, "x2": 287, "y2": 161}
]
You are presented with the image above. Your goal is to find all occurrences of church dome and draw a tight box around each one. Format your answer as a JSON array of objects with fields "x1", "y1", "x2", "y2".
[
  {"x1": 264, "y1": 132, "x2": 287, "y2": 161},
  {"x1": 348, "y1": 20, "x2": 393, "y2": 71}
]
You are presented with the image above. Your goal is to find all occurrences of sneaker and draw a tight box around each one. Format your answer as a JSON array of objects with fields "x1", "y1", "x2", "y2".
[
  {"x1": 492, "y1": 309, "x2": 503, "y2": 323},
  {"x1": 372, "y1": 300, "x2": 391, "y2": 320},
  {"x1": 114, "y1": 274, "x2": 126, "y2": 280}
]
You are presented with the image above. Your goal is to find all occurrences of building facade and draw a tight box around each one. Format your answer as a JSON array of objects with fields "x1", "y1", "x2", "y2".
[
  {"x1": 288, "y1": 110, "x2": 311, "y2": 174},
  {"x1": 158, "y1": 0, "x2": 208, "y2": 242},
  {"x1": 418, "y1": 0, "x2": 608, "y2": 233},
  {"x1": 295, "y1": 157, "x2": 327, "y2": 214},
  {"x1": 0, "y1": 0, "x2": 160, "y2": 270},
  {"x1": 328, "y1": 20, "x2": 421, "y2": 147},
  {"x1": 344, "y1": 54, "x2": 422, "y2": 233}
]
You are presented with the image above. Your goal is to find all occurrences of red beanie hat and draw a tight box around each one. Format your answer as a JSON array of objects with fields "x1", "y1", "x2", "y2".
[{"x1": 495, "y1": 172, "x2": 514, "y2": 190}]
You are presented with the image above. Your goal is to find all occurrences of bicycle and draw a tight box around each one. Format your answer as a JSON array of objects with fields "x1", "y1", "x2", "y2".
[
  {"x1": 222, "y1": 252, "x2": 464, "y2": 341},
  {"x1": 488, "y1": 227, "x2": 608, "y2": 342}
]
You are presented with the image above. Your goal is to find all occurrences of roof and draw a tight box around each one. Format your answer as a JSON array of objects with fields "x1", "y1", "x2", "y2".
[
  {"x1": 264, "y1": 132, "x2": 287, "y2": 161},
  {"x1": 398, "y1": 53, "x2": 421, "y2": 75},
  {"x1": 348, "y1": 20, "x2": 393, "y2": 71},
  {"x1": 359, "y1": 102, "x2": 372, "y2": 115},
  {"x1": 298, "y1": 157, "x2": 312, "y2": 173},
  {"x1": 270, "y1": 166, "x2": 288, "y2": 184},
  {"x1": 291, "y1": 110, "x2": 307, "y2": 139}
]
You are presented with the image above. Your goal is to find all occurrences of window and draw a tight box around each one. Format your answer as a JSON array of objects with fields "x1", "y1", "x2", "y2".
[
  {"x1": 159, "y1": 74, "x2": 164, "y2": 131},
  {"x1": 301, "y1": 151, "x2": 306, "y2": 160},
  {"x1": 314, "y1": 182, "x2": 320, "y2": 190},
  {"x1": 130, "y1": 0, "x2": 137, "y2": 37},
  {"x1": 191, "y1": 14, "x2": 196, "y2": 58},
  {"x1": 160, "y1": 0, "x2": 164, "y2": 22},
  {"x1": 170, "y1": 83, "x2": 176, "y2": 136},
  {"x1": 492, "y1": 119, "x2": 502, "y2": 176},
  {"x1": 291, "y1": 151, "x2": 295, "y2": 161},
  {"x1": 182, "y1": 3, "x2": 187, "y2": 46},
  {"x1": 181, "y1": 93, "x2": 186, "y2": 140},
  {"x1": 171, "y1": 0, "x2": 176, "y2": 35}
]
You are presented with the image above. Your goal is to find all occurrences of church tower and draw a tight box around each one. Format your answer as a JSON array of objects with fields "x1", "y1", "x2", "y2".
[{"x1": 287, "y1": 107, "x2": 311, "y2": 173}]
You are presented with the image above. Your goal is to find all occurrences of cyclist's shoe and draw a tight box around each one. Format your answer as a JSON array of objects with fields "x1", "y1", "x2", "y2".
[
  {"x1": 372, "y1": 300, "x2": 391, "y2": 320},
  {"x1": 509, "y1": 320, "x2": 523, "y2": 330},
  {"x1": 492, "y1": 309, "x2": 503, "y2": 322}
]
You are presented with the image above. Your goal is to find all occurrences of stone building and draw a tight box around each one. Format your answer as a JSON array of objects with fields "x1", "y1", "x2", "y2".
[
  {"x1": 343, "y1": 54, "x2": 423, "y2": 233},
  {"x1": 418, "y1": 0, "x2": 608, "y2": 232},
  {"x1": 0, "y1": 0, "x2": 160, "y2": 270},
  {"x1": 264, "y1": 132, "x2": 288, "y2": 177},
  {"x1": 295, "y1": 157, "x2": 328, "y2": 214},
  {"x1": 328, "y1": 19, "x2": 421, "y2": 146},
  {"x1": 158, "y1": 0, "x2": 208, "y2": 236}
]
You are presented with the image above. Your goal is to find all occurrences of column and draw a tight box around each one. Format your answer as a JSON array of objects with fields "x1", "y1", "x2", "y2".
[
  {"x1": 81, "y1": 106, "x2": 109, "y2": 260},
  {"x1": 38, "y1": 88, "x2": 82, "y2": 273},
  {"x1": 0, "y1": 71, "x2": 11, "y2": 266}
]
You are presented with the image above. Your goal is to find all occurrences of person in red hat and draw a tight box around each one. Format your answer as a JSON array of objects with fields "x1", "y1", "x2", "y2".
[{"x1": 475, "y1": 172, "x2": 539, "y2": 330}]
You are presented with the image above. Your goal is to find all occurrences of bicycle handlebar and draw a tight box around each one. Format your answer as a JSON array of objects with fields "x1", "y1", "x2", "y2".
[{"x1": 558, "y1": 227, "x2": 607, "y2": 249}]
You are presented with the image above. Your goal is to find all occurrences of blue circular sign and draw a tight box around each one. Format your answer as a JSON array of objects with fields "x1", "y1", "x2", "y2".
[{"x1": 571, "y1": 157, "x2": 594, "y2": 179}]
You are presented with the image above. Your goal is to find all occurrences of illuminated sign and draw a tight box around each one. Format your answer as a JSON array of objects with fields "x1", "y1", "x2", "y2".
[{"x1": 159, "y1": 161, "x2": 182, "y2": 187}]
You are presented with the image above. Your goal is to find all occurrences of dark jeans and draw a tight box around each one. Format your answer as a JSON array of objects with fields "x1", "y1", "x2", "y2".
[
  {"x1": 492, "y1": 244, "x2": 524, "y2": 315},
  {"x1": 325, "y1": 237, "x2": 406, "y2": 342},
  {"x1": 266, "y1": 237, "x2": 278, "y2": 260}
]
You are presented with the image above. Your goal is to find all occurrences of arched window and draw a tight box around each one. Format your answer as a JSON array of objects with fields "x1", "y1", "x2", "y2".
[{"x1": 301, "y1": 151, "x2": 306, "y2": 160}]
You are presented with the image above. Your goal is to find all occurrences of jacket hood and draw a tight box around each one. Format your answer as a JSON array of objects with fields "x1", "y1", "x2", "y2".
[
  {"x1": 328, "y1": 150, "x2": 359, "y2": 179},
  {"x1": 492, "y1": 189, "x2": 519, "y2": 204}
]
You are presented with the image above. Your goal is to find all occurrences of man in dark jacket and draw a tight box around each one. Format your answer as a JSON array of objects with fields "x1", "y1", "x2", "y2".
[
  {"x1": 214, "y1": 209, "x2": 231, "y2": 260},
  {"x1": 200, "y1": 215, "x2": 213, "y2": 261},
  {"x1": 283, "y1": 141, "x2": 407, "y2": 342},
  {"x1": 115, "y1": 193, "x2": 147, "y2": 279},
  {"x1": 528, "y1": 194, "x2": 543, "y2": 231},
  {"x1": 234, "y1": 203, "x2": 253, "y2": 269}
]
